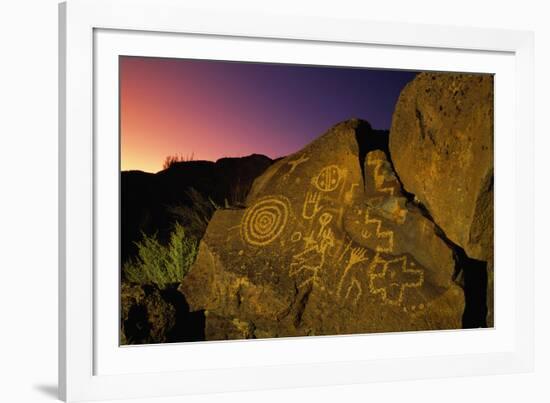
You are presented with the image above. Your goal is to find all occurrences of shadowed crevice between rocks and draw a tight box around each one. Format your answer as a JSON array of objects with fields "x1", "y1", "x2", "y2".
[
  {"x1": 454, "y1": 251, "x2": 488, "y2": 328},
  {"x1": 162, "y1": 285, "x2": 206, "y2": 342},
  {"x1": 353, "y1": 119, "x2": 390, "y2": 187}
]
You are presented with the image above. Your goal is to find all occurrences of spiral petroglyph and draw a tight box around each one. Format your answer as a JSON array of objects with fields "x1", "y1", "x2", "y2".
[{"x1": 241, "y1": 196, "x2": 291, "y2": 246}]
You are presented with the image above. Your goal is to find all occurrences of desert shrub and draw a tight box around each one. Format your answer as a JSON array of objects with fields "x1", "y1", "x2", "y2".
[
  {"x1": 224, "y1": 178, "x2": 252, "y2": 208},
  {"x1": 123, "y1": 223, "x2": 198, "y2": 288},
  {"x1": 162, "y1": 152, "x2": 195, "y2": 170},
  {"x1": 168, "y1": 188, "x2": 219, "y2": 240}
]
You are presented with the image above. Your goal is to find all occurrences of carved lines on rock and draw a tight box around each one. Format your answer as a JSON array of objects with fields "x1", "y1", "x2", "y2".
[{"x1": 241, "y1": 196, "x2": 291, "y2": 246}]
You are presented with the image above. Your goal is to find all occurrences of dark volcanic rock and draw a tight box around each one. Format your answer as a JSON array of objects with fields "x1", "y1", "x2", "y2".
[
  {"x1": 389, "y1": 72, "x2": 494, "y2": 262},
  {"x1": 120, "y1": 283, "x2": 205, "y2": 344},
  {"x1": 121, "y1": 283, "x2": 175, "y2": 344},
  {"x1": 180, "y1": 119, "x2": 464, "y2": 340}
]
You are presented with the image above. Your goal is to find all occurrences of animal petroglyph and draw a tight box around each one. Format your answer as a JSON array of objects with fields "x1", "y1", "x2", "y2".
[
  {"x1": 368, "y1": 253, "x2": 424, "y2": 306},
  {"x1": 363, "y1": 208, "x2": 394, "y2": 253},
  {"x1": 312, "y1": 165, "x2": 345, "y2": 192},
  {"x1": 289, "y1": 228, "x2": 335, "y2": 288},
  {"x1": 286, "y1": 154, "x2": 310, "y2": 174},
  {"x1": 336, "y1": 247, "x2": 368, "y2": 300},
  {"x1": 241, "y1": 196, "x2": 290, "y2": 246}
]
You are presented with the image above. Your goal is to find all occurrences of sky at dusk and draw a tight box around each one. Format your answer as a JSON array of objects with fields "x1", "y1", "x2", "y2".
[{"x1": 120, "y1": 56, "x2": 417, "y2": 173}]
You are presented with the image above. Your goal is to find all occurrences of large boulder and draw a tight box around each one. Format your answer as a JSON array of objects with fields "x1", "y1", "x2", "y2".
[
  {"x1": 180, "y1": 119, "x2": 464, "y2": 340},
  {"x1": 389, "y1": 72, "x2": 493, "y2": 262}
]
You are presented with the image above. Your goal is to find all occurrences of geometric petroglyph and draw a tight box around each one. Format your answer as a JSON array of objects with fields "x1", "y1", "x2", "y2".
[
  {"x1": 312, "y1": 165, "x2": 344, "y2": 192},
  {"x1": 363, "y1": 208, "x2": 394, "y2": 253},
  {"x1": 368, "y1": 253, "x2": 424, "y2": 306},
  {"x1": 291, "y1": 231, "x2": 303, "y2": 242},
  {"x1": 241, "y1": 196, "x2": 291, "y2": 247},
  {"x1": 366, "y1": 152, "x2": 397, "y2": 196}
]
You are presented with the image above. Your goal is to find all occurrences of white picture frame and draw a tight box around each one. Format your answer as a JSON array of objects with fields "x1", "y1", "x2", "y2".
[{"x1": 59, "y1": 0, "x2": 534, "y2": 401}]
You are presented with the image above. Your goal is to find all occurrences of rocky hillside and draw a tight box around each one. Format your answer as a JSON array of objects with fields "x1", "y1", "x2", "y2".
[{"x1": 121, "y1": 154, "x2": 275, "y2": 264}]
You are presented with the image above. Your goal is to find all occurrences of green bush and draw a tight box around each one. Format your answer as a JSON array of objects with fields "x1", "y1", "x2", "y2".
[{"x1": 123, "y1": 223, "x2": 198, "y2": 288}]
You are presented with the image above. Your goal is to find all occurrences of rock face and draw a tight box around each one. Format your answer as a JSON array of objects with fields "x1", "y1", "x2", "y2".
[
  {"x1": 389, "y1": 72, "x2": 493, "y2": 262},
  {"x1": 180, "y1": 119, "x2": 464, "y2": 340},
  {"x1": 389, "y1": 73, "x2": 494, "y2": 327}
]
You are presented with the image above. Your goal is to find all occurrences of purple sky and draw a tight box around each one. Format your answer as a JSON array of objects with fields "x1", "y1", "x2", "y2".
[{"x1": 121, "y1": 56, "x2": 418, "y2": 172}]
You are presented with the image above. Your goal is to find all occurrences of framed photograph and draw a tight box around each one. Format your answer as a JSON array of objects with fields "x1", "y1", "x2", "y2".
[{"x1": 59, "y1": 0, "x2": 534, "y2": 401}]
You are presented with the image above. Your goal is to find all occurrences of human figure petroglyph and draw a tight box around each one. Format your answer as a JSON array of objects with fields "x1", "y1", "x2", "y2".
[
  {"x1": 368, "y1": 253, "x2": 424, "y2": 306},
  {"x1": 289, "y1": 228, "x2": 335, "y2": 288},
  {"x1": 317, "y1": 212, "x2": 333, "y2": 237},
  {"x1": 241, "y1": 196, "x2": 290, "y2": 247}
]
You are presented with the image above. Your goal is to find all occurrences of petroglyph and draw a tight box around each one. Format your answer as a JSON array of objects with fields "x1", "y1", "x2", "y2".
[
  {"x1": 302, "y1": 191, "x2": 322, "y2": 219},
  {"x1": 336, "y1": 247, "x2": 368, "y2": 299},
  {"x1": 312, "y1": 165, "x2": 345, "y2": 192},
  {"x1": 368, "y1": 253, "x2": 424, "y2": 306},
  {"x1": 286, "y1": 154, "x2": 310, "y2": 174},
  {"x1": 363, "y1": 208, "x2": 394, "y2": 253},
  {"x1": 367, "y1": 152, "x2": 397, "y2": 196},
  {"x1": 241, "y1": 196, "x2": 290, "y2": 246},
  {"x1": 317, "y1": 212, "x2": 333, "y2": 236},
  {"x1": 289, "y1": 228, "x2": 335, "y2": 288},
  {"x1": 344, "y1": 183, "x2": 359, "y2": 204},
  {"x1": 345, "y1": 278, "x2": 362, "y2": 305}
]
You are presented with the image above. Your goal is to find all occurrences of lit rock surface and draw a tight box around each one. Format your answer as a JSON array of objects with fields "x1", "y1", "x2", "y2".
[
  {"x1": 389, "y1": 73, "x2": 493, "y2": 326},
  {"x1": 180, "y1": 119, "x2": 464, "y2": 340},
  {"x1": 389, "y1": 72, "x2": 494, "y2": 262}
]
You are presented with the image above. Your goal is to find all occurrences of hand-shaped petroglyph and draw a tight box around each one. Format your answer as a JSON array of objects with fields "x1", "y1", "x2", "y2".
[{"x1": 302, "y1": 191, "x2": 322, "y2": 219}]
